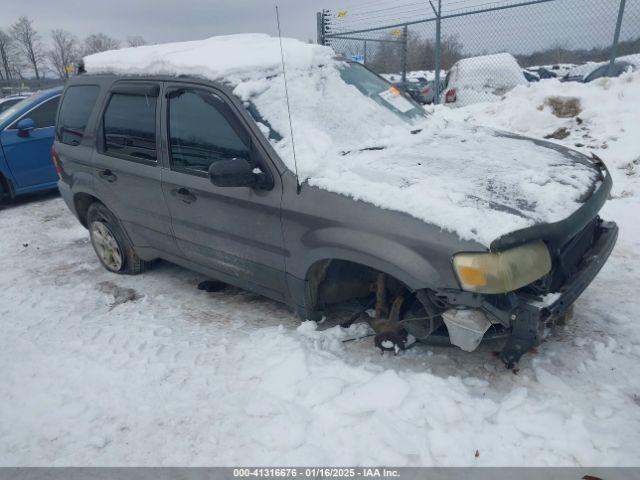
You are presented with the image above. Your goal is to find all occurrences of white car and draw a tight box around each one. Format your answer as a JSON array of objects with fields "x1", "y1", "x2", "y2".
[{"x1": 440, "y1": 52, "x2": 527, "y2": 107}]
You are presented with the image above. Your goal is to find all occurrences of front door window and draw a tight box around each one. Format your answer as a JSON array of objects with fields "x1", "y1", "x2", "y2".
[{"x1": 167, "y1": 89, "x2": 250, "y2": 175}]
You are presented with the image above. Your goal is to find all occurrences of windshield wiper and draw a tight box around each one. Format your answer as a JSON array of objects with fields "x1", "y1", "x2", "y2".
[{"x1": 340, "y1": 145, "x2": 386, "y2": 156}]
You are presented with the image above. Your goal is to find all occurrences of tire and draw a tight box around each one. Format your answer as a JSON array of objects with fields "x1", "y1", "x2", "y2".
[{"x1": 86, "y1": 202, "x2": 150, "y2": 275}]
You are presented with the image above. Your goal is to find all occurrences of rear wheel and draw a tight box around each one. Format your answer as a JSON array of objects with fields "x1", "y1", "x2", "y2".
[{"x1": 87, "y1": 202, "x2": 150, "y2": 274}]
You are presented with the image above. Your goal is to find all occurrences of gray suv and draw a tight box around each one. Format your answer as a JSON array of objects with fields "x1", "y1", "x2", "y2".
[{"x1": 54, "y1": 63, "x2": 617, "y2": 367}]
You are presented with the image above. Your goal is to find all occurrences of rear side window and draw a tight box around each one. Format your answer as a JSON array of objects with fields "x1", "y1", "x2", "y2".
[
  {"x1": 57, "y1": 85, "x2": 100, "y2": 145},
  {"x1": 103, "y1": 92, "x2": 157, "y2": 162},
  {"x1": 10, "y1": 96, "x2": 60, "y2": 129}
]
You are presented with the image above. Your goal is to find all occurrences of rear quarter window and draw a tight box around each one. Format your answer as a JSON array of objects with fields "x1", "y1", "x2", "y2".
[{"x1": 57, "y1": 85, "x2": 100, "y2": 145}]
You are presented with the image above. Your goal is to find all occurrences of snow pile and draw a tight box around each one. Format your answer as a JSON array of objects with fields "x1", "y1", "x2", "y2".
[
  {"x1": 564, "y1": 54, "x2": 640, "y2": 80},
  {"x1": 435, "y1": 69, "x2": 640, "y2": 198},
  {"x1": 445, "y1": 53, "x2": 528, "y2": 106},
  {"x1": 1, "y1": 197, "x2": 640, "y2": 465},
  {"x1": 84, "y1": 33, "x2": 334, "y2": 84},
  {"x1": 85, "y1": 35, "x2": 600, "y2": 246},
  {"x1": 531, "y1": 63, "x2": 575, "y2": 77},
  {"x1": 565, "y1": 61, "x2": 605, "y2": 80}
]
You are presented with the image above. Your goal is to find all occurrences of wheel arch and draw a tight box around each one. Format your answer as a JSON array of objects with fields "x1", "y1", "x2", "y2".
[
  {"x1": 295, "y1": 247, "x2": 439, "y2": 319},
  {"x1": 73, "y1": 191, "x2": 102, "y2": 227}
]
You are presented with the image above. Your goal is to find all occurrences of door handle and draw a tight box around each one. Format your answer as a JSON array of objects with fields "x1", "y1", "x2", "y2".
[
  {"x1": 99, "y1": 169, "x2": 117, "y2": 183},
  {"x1": 172, "y1": 187, "x2": 197, "y2": 204}
]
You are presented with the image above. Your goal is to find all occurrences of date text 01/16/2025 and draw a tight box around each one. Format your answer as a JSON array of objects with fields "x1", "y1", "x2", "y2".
[{"x1": 233, "y1": 468, "x2": 400, "y2": 478}]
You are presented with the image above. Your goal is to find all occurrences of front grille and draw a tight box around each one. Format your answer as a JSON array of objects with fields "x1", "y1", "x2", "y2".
[{"x1": 519, "y1": 217, "x2": 602, "y2": 297}]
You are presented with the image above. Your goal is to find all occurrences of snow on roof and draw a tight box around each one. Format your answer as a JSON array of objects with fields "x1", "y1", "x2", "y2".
[
  {"x1": 619, "y1": 53, "x2": 640, "y2": 67},
  {"x1": 567, "y1": 61, "x2": 603, "y2": 78},
  {"x1": 450, "y1": 52, "x2": 527, "y2": 89},
  {"x1": 566, "y1": 55, "x2": 639, "y2": 80},
  {"x1": 84, "y1": 33, "x2": 333, "y2": 82}
]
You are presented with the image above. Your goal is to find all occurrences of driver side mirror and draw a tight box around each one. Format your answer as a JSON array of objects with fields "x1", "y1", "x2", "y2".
[
  {"x1": 16, "y1": 117, "x2": 35, "y2": 137},
  {"x1": 208, "y1": 158, "x2": 272, "y2": 190}
]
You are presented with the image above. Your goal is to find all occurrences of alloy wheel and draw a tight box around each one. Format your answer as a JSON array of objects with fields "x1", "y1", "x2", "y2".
[{"x1": 90, "y1": 221, "x2": 123, "y2": 271}]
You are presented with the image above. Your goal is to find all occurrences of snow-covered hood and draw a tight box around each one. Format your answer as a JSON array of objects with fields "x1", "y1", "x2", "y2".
[{"x1": 306, "y1": 123, "x2": 601, "y2": 247}]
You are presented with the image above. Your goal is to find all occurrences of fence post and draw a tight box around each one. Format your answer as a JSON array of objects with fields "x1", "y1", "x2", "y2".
[
  {"x1": 316, "y1": 12, "x2": 323, "y2": 45},
  {"x1": 434, "y1": 0, "x2": 442, "y2": 104},
  {"x1": 364, "y1": 40, "x2": 368, "y2": 65},
  {"x1": 608, "y1": 0, "x2": 626, "y2": 75},
  {"x1": 401, "y1": 25, "x2": 408, "y2": 82}
]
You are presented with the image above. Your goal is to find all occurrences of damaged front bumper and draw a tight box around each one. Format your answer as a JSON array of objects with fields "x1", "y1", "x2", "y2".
[{"x1": 436, "y1": 219, "x2": 618, "y2": 367}]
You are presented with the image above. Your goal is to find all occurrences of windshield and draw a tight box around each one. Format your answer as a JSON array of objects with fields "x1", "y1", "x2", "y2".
[
  {"x1": 338, "y1": 62, "x2": 427, "y2": 122},
  {"x1": 235, "y1": 57, "x2": 432, "y2": 180},
  {"x1": 0, "y1": 95, "x2": 34, "y2": 125}
]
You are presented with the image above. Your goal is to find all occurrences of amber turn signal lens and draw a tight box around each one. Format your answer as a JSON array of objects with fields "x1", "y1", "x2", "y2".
[{"x1": 457, "y1": 266, "x2": 487, "y2": 287}]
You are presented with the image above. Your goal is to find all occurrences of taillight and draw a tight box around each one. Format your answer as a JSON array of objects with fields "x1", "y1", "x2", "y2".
[
  {"x1": 445, "y1": 88, "x2": 457, "y2": 103},
  {"x1": 52, "y1": 145, "x2": 62, "y2": 178},
  {"x1": 421, "y1": 86, "x2": 430, "y2": 95}
]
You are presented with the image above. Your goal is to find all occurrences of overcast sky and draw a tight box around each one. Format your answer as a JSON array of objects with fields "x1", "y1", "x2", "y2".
[
  {"x1": 2, "y1": 0, "x2": 637, "y2": 59},
  {"x1": 2, "y1": 0, "x2": 353, "y2": 45}
]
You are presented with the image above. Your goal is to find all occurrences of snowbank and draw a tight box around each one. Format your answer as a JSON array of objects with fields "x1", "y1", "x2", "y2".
[
  {"x1": 436, "y1": 70, "x2": 640, "y2": 198},
  {"x1": 84, "y1": 35, "x2": 599, "y2": 247},
  {"x1": 1, "y1": 197, "x2": 640, "y2": 465}
]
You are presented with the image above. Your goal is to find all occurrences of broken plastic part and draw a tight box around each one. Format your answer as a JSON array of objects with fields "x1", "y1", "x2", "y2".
[{"x1": 442, "y1": 309, "x2": 492, "y2": 352}]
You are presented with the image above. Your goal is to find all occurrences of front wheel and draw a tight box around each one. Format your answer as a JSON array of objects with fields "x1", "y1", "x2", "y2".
[{"x1": 87, "y1": 202, "x2": 150, "y2": 275}]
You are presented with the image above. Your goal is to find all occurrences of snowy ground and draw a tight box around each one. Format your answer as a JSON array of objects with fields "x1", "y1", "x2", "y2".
[{"x1": 2, "y1": 74, "x2": 640, "y2": 467}]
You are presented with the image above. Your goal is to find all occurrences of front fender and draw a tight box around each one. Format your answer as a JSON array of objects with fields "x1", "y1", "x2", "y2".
[{"x1": 299, "y1": 226, "x2": 440, "y2": 290}]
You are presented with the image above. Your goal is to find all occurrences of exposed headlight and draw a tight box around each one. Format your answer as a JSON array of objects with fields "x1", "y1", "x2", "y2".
[{"x1": 452, "y1": 240, "x2": 552, "y2": 294}]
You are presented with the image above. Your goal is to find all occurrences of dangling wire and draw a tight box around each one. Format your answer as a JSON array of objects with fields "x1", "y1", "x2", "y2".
[{"x1": 275, "y1": 5, "x2": 302, "y2": 194}]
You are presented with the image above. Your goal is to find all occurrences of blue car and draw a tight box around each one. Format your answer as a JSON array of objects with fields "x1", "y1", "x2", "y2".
[{"x1": 0, "y1": 87, "x2": 62, "y2": 200}]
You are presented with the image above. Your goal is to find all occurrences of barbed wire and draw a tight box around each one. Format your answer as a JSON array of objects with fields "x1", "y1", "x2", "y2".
[{"x1": 330, "y1": 0, "x2": 552, "y2": 28}]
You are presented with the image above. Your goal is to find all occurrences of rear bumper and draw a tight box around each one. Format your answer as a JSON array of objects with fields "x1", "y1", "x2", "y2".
[{"x1": 499, "y1": 220, "x2": 618, "y2": 366}]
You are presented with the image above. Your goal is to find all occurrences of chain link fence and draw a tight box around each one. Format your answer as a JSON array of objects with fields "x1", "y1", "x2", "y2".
[{"x1": 319, "y1": 0, "x2": 640, "y2": 106}]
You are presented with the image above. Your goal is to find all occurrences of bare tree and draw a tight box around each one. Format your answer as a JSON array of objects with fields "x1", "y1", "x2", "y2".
[
  {"x1": 83, "y1": 33, "x2": 120, "y2": 55},
  {"x1": 48, "y1": 29, "x2": 78, "y2": 78},
  {"x1": 0, "y1": 29, "x2": 15, "y2": 81},
  {"x1": 10, "y1": 16, "x2": 44, "y2": 80},
  {"x1": 440, "y1": 35, "x2": 463, "y2": 70},
  {"x1": 127, "y1": 35, "x2": 147, "y2": 47}
]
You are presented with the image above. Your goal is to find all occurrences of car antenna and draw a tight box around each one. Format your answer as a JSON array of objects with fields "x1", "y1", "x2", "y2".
[{"x1": 275, "y1": 5, "x2": 302, "y2": 194}]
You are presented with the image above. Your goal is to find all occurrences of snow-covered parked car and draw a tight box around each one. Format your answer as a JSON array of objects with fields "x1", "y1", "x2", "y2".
[
  {"x1": 562, "y1": 54, "x2": 639, "y2": 83},
  {"x1": 441, "y1": 52, "x2": 528, "y2": 106},
  {"x1": 55, "y1": 34, "x2": 617, "y2": 367}
]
